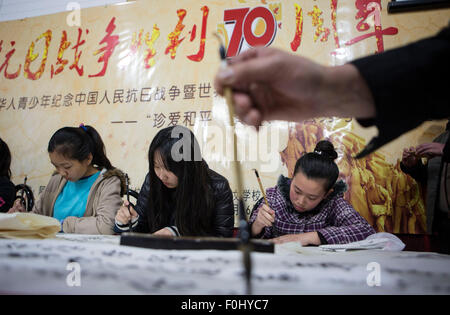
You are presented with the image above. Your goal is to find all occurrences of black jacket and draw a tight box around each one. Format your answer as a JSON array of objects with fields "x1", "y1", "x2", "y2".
[
  {"x1": 400, "y1": 130, "x2": 449, "y2": 233},
  {"x1": 0, "y1": 176, "x2": 15, "y2": 213},
  {"x1": 352, "y1": 24, "x2": 450, "y2": 158},
  {"x1": 115, "y1": 168, "x2": 235, "y2": 237}
]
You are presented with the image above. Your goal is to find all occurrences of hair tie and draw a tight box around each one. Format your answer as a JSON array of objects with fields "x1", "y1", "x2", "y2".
[
  {"x1": 79, "y1": 123, "x2": 88, "y2": 132},
  {"x1": 313, "y1": 150, "x2": 322, "y2": 155}
]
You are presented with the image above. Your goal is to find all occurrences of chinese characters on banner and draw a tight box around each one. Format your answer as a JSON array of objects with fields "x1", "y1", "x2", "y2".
[
  {"x1": 1, "y1": 18, "x2": 120, "y2": 81},
  {"x1": 0, "y1": 1, "x2": 399, "y2": 82},
  {"x1": 0, "y1": 83, "x2": 216, "y2": 110},
  {"x1": 0, "y1": 6, "x2": 214, "y2": 82},
  {"x1": 289, "y1": 0, "x2": 397, "y2": 54}
]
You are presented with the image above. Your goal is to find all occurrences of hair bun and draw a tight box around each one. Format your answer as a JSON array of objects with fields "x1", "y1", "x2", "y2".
[{"x1": 314, "y1": 140, "x2": 338, "y2": 161}]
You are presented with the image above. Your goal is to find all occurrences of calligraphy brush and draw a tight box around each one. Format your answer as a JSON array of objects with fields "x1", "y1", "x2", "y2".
[
  {"x1": 214, "y1": 33, "x2": 252, "y2": 295},
  {"x1": 253, "y1": 169, "x2": 269, "y2": 207}
]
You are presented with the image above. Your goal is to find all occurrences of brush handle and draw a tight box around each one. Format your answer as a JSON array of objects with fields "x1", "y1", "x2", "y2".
[
  {"x1": 256, "y1": 177, "x2": 269, "y2": 207},
  {"x1": 218, "y1": 40, "x2": 251, "y2": 295}
]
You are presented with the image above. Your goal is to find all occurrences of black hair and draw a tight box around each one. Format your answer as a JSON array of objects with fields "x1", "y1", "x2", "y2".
[
  {"x1": 47, "y1": 125, "x2": 113, "y2": 170},
  {"x1": 293, "y1": 140, "x2": 339, "y2": 192},
  {"x1": 146, "y1": 125, "x2": 215, "y2": 236},
  {"x1": 0, "y1": 138, "x2": 12, "y2": 179}
]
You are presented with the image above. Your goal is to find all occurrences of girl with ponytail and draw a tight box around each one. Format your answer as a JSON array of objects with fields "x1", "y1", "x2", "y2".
[
  {"x1": 249, "y1": 140, "x2": 375, "y2": 245},
  {"x1": 9, "y1": 124, "x2": 125, "y2": 234}
]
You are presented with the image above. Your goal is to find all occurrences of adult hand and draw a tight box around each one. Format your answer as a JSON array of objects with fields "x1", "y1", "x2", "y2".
[
  {"x1": 214, "y1": 47, "x2": 375, "y2": 127},
  {"x1": 401, "y1": 147, "x2": 419, "y2": 168},
  {"x1": 251, "y1": 203, "x2": 275, "y2": 236},
  {"x1": 115, "y1": 200, "x2": 138, "y2": 225},
  {"x1": 415, "y1": 142, "x2": 445, "y2": 159},
  {"x1": 7, "y1": 199, "x2": 26, "y2": 213}
]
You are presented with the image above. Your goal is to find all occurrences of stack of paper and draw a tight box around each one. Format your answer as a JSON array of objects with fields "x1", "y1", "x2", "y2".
[
  {"x1": 0, "y1": 213, "x2": 60, "y2": 239},
  {"x1": 319, "y1": 238, "x2": 397, "y2": 252}
]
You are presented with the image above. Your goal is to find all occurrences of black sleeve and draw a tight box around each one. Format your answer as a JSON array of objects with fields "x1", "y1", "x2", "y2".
[
  {"x1": 0, "y1": 178, "x2": 16, "y2": 213},
  {"x1": 352, "y1": 25, "x2": 450, "y2": 156},
  {"x1": 400, "y1": 161, "x2": 427, "y2": 183},
  {"x1": 212, "y1": 178, "x2": 235, "y2": 238},
  {"x1": 443, "y1": 137, "x2": 450, "y2": 163}
]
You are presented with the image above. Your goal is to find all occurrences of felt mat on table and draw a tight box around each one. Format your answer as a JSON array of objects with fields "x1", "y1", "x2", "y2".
[{"x1": 0, "y1": 212, "x2": 60, "y2": 239}]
